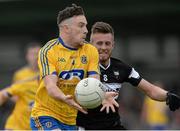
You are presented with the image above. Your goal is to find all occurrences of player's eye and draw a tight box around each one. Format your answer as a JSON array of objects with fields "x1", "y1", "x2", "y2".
[
  {"x1": 96, "y1": 41, "x2": 103, "y2": 46},
  {"x1": 105, "y1": 41, "x2": 111, "y2": 45},
  {"x1": 79, "y1": 23, "x2": 85, "y2": 28}
]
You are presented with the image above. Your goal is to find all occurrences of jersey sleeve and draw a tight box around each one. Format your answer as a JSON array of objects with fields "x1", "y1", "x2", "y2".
[
  {"x1": 125, "y1": 67, "x2": 142, "y2": 86},
  {"x1": 6, "y1": 84, "x2": 21, "y2": 96},
  {"x1": 115, "y1": 59, "x2": 142, "y2": 86},
  {"x1": 38, "y1": 44, "x2": 56, "y2": 79},
  {"x1": 87, "y1": 45, "x2": 100, "y2": 76}
]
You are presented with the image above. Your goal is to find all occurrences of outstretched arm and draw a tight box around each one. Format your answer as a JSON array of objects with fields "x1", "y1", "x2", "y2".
[
  {"x1": 138, "y1": 79, "x2": 180, "y2": 111},
  {"x1": 137, "y1": 79, "x2": 167, "y2": 101}
]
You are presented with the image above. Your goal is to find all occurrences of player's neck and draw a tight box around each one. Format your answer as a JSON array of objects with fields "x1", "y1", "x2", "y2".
[
  {"x1": 59, "y1": 34, "x2": 78, "y2": 49},
  {"x1": 100, "y1": 59, "x2": 110, "y2": 68}
]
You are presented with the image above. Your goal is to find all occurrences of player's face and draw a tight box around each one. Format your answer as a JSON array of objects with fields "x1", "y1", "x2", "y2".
[
  {"x1": 69, "y1": 15, "x2": 88, "y2": 47},
  {"x1": 26, "y1": 46, "x2": 41, "y2": 69},
  {"x1": 91, "y1": 33, "x2": 114, "y2": 63}
]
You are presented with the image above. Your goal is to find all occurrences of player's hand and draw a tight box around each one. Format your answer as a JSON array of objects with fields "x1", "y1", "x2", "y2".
[
  {"x1": 63, "y1": 95, "x2": 88, "y2": 114},
  {"x1": 166, "y1": 92, "x2": 180, "y2": 111},
  {"x1": 100, "y1": 92, "x2": 119, "y2": 113}
]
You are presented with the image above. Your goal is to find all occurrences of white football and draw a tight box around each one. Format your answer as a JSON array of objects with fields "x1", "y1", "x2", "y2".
[{"x1": 75, "y1": 78, "x2": 105, "y2": 109}]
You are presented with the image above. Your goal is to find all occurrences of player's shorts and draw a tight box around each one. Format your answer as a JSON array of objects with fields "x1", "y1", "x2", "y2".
[
  {"x1": 30, "y1": 116, "x2": 77, "y2": 130},
  {"x1": 78, "y1": 120, "x2": 126, "y2": 130}
]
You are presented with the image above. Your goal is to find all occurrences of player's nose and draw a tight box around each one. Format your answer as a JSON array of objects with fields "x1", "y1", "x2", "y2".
[
  {"x1": 101, "y1": 43, "x2": 107, "y2": 50},
  {"x1": 83, "y1": 27, "x2": 88, "y2": 35}
]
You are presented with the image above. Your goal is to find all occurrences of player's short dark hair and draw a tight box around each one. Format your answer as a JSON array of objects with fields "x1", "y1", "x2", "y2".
[
  {"x1": 57, "y1": 4, "x2": 85, "y2": 25},
  {"x1": 91, "y1": 22, "x2": 114, "y2": 35}
]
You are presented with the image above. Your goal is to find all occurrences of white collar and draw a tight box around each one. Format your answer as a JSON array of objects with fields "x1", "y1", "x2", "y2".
[{"x1": 99, "y1": 59, "x2": 111, "y2": 70}]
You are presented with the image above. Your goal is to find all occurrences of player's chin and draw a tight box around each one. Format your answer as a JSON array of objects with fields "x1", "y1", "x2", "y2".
[
  {"x1": 100, "y1": 56, "x2": 109, "y2": 62},
  {"x1": 100, "y1": 54, "x2": 109, "y2": 59},
  {"x1": 80, "y1": 41, "x2": 85, "y2": 46},
  {"x1": 79, "y1": 39, "x2": 86, "y2": 45}
]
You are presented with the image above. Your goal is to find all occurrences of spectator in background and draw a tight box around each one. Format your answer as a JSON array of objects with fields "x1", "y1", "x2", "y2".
[{"x1": 141, "y1": 81, "x2": 170, "y2": 130}]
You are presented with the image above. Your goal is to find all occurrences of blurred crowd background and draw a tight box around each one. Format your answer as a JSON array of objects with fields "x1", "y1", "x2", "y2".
[{"x1": 0, "y1": 0, "x2": 180, "y2": 129}]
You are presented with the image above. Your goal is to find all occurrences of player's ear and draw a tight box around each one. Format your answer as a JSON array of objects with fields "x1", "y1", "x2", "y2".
[
  {"x1": 62, "y1": 24, "x2": 70, "y2": 33},
  {"x1": 59, "y1": 21, "x2": 71, "y2": 33},
  {"x1": 63, "y1": 18, "x2": 73, "y2": 33}
]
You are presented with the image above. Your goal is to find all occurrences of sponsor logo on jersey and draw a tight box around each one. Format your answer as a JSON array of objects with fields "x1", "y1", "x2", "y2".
[
  {"x1": 113, "y1": 71, "x2": 119, "y2": 79},
  {"x1": 104, "y1": 83, "x2": 122, "y2": 92},
  {"x1": 81, "y1": 55, "x2": 87, "y2": 64},
  {"x1": 103, "y1": 83, "x2": 122, "y2": 99},
  {"x1": 113, "y1": 71, "x2": 119, "y2": 76},
  {"x1": 59, "y1": 69, "x2": 84, "y2": 80}
]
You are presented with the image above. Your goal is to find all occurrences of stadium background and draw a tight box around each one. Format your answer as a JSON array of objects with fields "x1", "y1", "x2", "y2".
[{"x1": 0, "y1": 0, "x2": 180, "y2": 129}]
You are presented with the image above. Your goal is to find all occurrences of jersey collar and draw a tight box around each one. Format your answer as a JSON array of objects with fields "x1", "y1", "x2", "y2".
[
  {"x1": 58, "y1": 37, "x2": 78, "y2": 50},
  {"x1": 99, "y1": 58, "x2": 111, "y2": 70}
]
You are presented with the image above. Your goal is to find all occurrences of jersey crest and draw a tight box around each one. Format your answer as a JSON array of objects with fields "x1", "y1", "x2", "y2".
[{"x1": 81, "y1": 55, "x2": 87, "y2": 64}]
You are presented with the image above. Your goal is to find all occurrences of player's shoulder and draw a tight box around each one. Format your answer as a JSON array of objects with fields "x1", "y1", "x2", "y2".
[
  {"x1": 111, "y1": 57, "x2": 125, "y2": 64},
  {"x1": 110, "y1": 57, "x2": 133, "y2": 77},
  {"x1": 47, "y1": 38, "x2": 58, "y2": 45},
  {"x1": 82, "y1": 42, "x2": 97, "y2": 51},
  {"x1": 14, "y1": 66, "x2": 30, "y2": 74},
  {"x1": 110, "y1": 57, "x2": 131, "y2": 68},
  {"x1": 41, "y1": 38, "x2": 59, "y2": 49},
  {"x1": 40, "y1": 38, "x2": 59, "y2": 54}
]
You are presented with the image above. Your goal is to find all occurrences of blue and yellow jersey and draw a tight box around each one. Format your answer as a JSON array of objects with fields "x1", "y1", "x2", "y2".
[
  {"x1": 12, "y1": 66, "x2": 39, "y2": 83},
  {"x1": 5, "y1": 79, "x2": 38, "y2": 130},
  {"x1": 31, "y1": 37, "x2": 99, "y2": 125}
]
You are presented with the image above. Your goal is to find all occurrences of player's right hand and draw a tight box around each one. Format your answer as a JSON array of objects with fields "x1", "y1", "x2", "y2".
[
  {"x1": 100, "y1": 92, "x2": 119, "y2": 113},
  {"x1": 63, "y1": 95, "x2": 88, "y2": 114}
]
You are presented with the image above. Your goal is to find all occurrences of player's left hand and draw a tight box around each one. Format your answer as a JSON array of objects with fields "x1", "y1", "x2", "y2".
[
  {"x1": 100, "y1": 92, "x2": 119, "y2": 113},
  {"x1": 166, "y1": 92, "x2": 180, "y2": 111}
]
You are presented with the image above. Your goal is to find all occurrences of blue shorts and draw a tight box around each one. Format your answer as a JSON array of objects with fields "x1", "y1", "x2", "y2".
[{"x1": 30, "y1": 116, "x2": 77, "y2": 130}]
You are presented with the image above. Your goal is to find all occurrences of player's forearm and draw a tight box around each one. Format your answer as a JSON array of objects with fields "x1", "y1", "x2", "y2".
[
  {"x1": 138, "y1": 79, "x2": 167, "y2": 101},
  {"x1": 44, "y1": 75, "x2": 66, "y2": 101},
  {"x1": 46, "y1": 84, "x2": 66, "y2": 101},
  {"x1": 149, "y1": 86, "x2": 167, "y2": 101}
]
